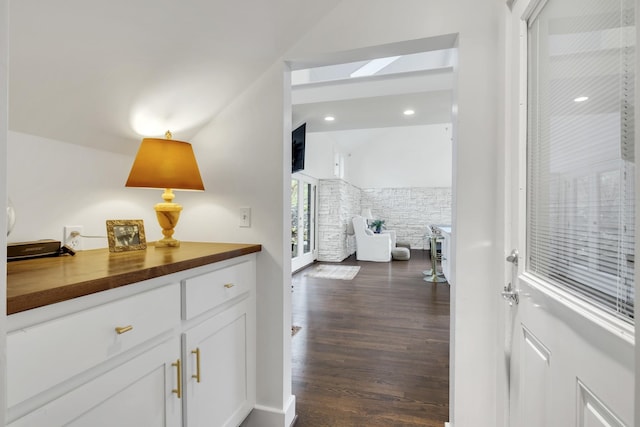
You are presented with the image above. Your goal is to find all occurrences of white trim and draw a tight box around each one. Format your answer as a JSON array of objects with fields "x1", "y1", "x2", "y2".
[
  {"x1": 519, "y1": 272, "x2": 635, "y2": 345},
  {"x1": 243, "y1": 395, "x2": 296, "y2": 427},
  {"x1": 291, "y1": 174, "x2": 318, "y2": 271},
  {"x1": 521, "y1": 0, "x2": 548, "y2": 25},
  {"x1": 634, "y1": 0, "x2": 640, "y2": 417},
  {"x1": 291, "y1": 171, "x2": 315, "y2": 182},
  {"x1": 517, "y1": 17, "x2": 528, "y2": 256},
  {"x1": 576, "y1": 380, "x2": 626, "y2": 427}
]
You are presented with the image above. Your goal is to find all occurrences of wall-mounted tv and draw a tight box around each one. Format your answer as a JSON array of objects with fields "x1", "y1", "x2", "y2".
[{"x1": 292, "y1": 123, "x2": 306, "y2": 173}]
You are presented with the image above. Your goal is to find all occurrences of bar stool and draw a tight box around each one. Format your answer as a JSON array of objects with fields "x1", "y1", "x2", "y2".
[{"x1": 423, "y1": 225, "x2": 446, "y2": 283}]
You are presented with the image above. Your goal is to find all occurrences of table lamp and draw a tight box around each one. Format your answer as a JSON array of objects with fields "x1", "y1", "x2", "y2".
[{"x1": 125, "y1": 131, "x2": 204, "y2": 248}]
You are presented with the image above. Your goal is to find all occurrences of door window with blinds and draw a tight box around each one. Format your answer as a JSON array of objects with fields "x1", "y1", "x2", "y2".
[{"x1": 527, "y1": 0, "x2": 635, "y2": 320}]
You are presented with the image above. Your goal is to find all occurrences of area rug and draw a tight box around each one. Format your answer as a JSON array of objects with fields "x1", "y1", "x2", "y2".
[{"x1": 304, "y1": 265, "x2": 361, "y2": 280}]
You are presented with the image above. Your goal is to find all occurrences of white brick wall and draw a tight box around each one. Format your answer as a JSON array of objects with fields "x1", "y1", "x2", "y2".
[
  {"x1": 361, "y1": 187, "x2": 451, "y2": 249},
  {"x1": 317, "y1": 181, "x2": 452, "y2": 261},
  {"x1": 317, "y1": 179, "x2": 360, "y2": 262}
]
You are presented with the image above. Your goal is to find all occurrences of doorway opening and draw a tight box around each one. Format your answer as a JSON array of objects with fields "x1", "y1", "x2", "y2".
[
  {"x1": 288, "y1": 39, "x2": 457, "y2": 270},
  {"x1": 286, "y1": 35, "x2": 459, "y2": 424}
]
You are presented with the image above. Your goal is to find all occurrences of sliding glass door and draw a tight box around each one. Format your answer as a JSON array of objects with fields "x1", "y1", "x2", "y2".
[{"x1": 291, "y1": 174, "x2": 317, "y2": 271}]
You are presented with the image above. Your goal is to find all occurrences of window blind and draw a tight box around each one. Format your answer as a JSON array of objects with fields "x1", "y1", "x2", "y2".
[{"x1": 527, "y1": 0, "x2": 635, "y2": 320}]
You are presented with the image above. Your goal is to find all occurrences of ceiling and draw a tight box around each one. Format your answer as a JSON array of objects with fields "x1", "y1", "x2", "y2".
[
  {"x1": 8, "y1": 1, "x2": 454, "y2": 154},
  {"x1": 291, "y1": 50, "x2": 454, "y2": 134},
  {"x1": 8, "y1": 0, "x2": 342, "y2": 154}
]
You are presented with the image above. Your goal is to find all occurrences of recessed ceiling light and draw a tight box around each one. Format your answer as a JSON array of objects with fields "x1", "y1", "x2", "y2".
[
  {"x1": 324, "y1": 116, "x2": 335, "y2": 122},
  {"x1": 404, "y1": 109, "x2": 415, "y2": 116},
  {"x1": 574, "y1": 96, "x2": 589, "y2": 103}
]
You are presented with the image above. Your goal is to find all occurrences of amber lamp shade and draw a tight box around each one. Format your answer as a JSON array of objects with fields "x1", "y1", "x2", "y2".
[{"x1": 126, "y1": 137, "x2": 204, "y2": 248}]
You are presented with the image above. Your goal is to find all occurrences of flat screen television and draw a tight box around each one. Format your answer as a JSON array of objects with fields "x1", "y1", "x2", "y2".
[{"x1": 292, "y1": 123, "x2": 306, "y2": 173}]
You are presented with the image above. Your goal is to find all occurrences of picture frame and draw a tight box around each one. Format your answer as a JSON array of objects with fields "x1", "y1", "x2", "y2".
[{"x1": 106, "y1": 219, "x2": 147, "y2": 252}]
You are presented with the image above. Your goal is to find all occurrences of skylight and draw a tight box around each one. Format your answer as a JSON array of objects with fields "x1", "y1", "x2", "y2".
[
  {"x1": 291, "y1": 49, "x2": 455, "y2": 86},
  {"x1": 350, "y1": 56, "x2": 400, "y2": 78}
]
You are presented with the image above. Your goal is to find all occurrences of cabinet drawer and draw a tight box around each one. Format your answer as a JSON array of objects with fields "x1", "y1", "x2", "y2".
[
  {"x1": 7, "y1": 282, "x2": 180, "y2": 408},
  {"x1": 183, "y1": 260, "x2": 253, "y2": 320}
]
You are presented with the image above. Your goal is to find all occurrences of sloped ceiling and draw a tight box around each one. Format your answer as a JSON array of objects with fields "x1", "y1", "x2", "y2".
[{"x1": 8, "y1": 0, "x2": 342, "y2": 154}]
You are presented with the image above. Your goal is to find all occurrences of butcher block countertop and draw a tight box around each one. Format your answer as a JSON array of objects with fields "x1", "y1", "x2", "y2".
[{"x1": 7, "y1": 242, "x2": 262, "y2": 315}]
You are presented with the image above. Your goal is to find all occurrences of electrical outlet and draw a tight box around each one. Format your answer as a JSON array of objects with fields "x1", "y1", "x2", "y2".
[
  {"x1": 239, "y1": 207, "x2": 251, "y2": 227},
  {"x1": 64, "y1": 225, "x2": 83, "y2": 251}
]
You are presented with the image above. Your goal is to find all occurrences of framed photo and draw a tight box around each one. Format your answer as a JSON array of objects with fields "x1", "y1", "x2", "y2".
[{"x1": 106, "y1": 219, "x2": 147, "y2": 252}]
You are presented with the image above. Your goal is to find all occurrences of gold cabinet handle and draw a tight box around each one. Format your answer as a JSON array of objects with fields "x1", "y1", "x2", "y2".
[
  {"x1": 172, "y1": 359, "x2": 182, "y2": 399},
  {"x1": 224, "y1": 283, "x2": 235, "y2": 289},
  {"x1": 115, "y1": 325, "x2": 133, "y2": 334},
  {"x1": 192, "y1": 348, "x2": 201, "y2": 383}
]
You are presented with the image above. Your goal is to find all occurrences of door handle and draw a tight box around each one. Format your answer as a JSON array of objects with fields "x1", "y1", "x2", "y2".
[
  {"x1": 192, "y1": 348, "x2": 201, "y2": 383},
  {"x1": 172, "y1": 359, "x2": 182, "y2": 399},
  {"x1": 502, "y1": 282, "x2": 519, "y2": 306},
  {"x1": 506, "y1": 249, "x2": 519, "y2": 266},
  {"x1": 114, "y1": 325, "x2": 133, "y2": 335}
]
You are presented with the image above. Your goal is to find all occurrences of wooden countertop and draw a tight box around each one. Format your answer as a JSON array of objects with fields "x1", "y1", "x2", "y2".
[{"x1": 7, "y1": 242, "x2": 262, "y2": 315}]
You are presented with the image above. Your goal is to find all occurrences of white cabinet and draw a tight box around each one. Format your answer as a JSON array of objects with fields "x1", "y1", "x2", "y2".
[
  {"x1": 7, "y1": 253, "x2": 257, "y2": 427},
  {"x1": 182, "y1": 259, "x2": 254, "y2": 320},
  {"x1": 9, "y1": 337, "x2": 182, "y2": 427},
  {"x1": 7, "y1": 283, "x2": 181, "y2": 409},
  {"x1": 182, "y1": 257, "x2": 256, "y2": 427},
  {"x1": 183, "y1": 299, "x2": 255, "y2": 427},
  {"x1": 439, "y1": 227, "x2": 452, "y2": 283}
]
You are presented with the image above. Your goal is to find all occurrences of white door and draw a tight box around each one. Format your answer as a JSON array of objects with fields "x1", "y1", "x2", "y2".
[
  {"x1": 504, "y1": 0, "x2": 635, "y2": 425},
  {"x1": 291, "y1": 174, "x2": 317, "y2": 271}
]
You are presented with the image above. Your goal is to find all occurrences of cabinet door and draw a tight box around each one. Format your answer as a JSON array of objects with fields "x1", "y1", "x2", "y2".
[
  {"x1": 9, "y1": 338, "x2": 182, "y2": 427},
  {"x1": 183, "y1": 299, "x2": 255, "y2": 427}
]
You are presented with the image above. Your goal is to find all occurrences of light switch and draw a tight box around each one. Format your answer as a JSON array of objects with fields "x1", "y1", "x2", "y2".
[{"x1": 240, "y1": 207, "x2": 251, "y2": 227}]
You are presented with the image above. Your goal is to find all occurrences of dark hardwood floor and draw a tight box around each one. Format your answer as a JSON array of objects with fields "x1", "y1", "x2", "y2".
[{"x1": 292, "y1": 250, "x2": 450, "y2": 427}]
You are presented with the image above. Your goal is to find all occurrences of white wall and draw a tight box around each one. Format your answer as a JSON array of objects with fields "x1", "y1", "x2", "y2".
[
  {"x1": 189, "y1": 62, "x2": 295, "y2": 427},
  {"x1": 305, "y1": 123, "x2": 452, "y2": 188},
  {"x1": 6, "y1": 128, "x2": 274, "y2": 251},
  {"x1": 317, "y1": 179, "x2": 359, "y2": 261},
  {"x1": 361, "y1": 187, "x2": 452, "y2": 248},
  {"x1": 0, "y1": 0, "x2": 7, "y2": 422},
  {"x1": 302, "y1": 132, "x2": 336, "y2": 179},
  {"x1": 7, "y1": 132, "x2": 159, "y2": 247},
  {"x1": 348, "y1": 124, "x2": 451, "y2": 188}
]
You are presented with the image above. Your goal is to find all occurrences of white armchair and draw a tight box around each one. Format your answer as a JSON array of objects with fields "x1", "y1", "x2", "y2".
[
  {"x1": 380, "y1": 229, "x2": 396, "y2": 248},
  {"x1": 352, "y1": 215, "x2": 392, "y2": 262}
]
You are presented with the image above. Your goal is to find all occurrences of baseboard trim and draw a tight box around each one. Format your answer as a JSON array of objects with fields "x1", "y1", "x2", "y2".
[
  {"x1": 445, "y1": 422, "x2": 451, "y2": 427},
  {"x1": 292, "y1": 262, "x2": 315, "y2": 275},
  {"x1": 243, "y1": 395, "x2": 296, "y2": 427}
]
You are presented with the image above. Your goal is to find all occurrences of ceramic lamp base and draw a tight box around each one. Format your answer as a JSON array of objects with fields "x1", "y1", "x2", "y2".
[{"x1": 155, "y1": 201, "x2": 182, "y2": 248}]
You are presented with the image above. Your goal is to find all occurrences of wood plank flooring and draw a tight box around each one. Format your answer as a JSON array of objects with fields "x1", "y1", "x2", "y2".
[{"x1": 292, "y1": 250, "x2": 450, "y2": 426}]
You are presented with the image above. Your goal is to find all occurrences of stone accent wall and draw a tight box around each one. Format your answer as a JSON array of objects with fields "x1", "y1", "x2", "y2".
[
  {"x1": 317, "y1": 179, "x2": 361, "y2": 262},
  {"x1": 360, "y1": 187, "x2": 452, "y2": 249},
  {"x1": 317, "y1": 183, "x2": 452, "y2": 260}
]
